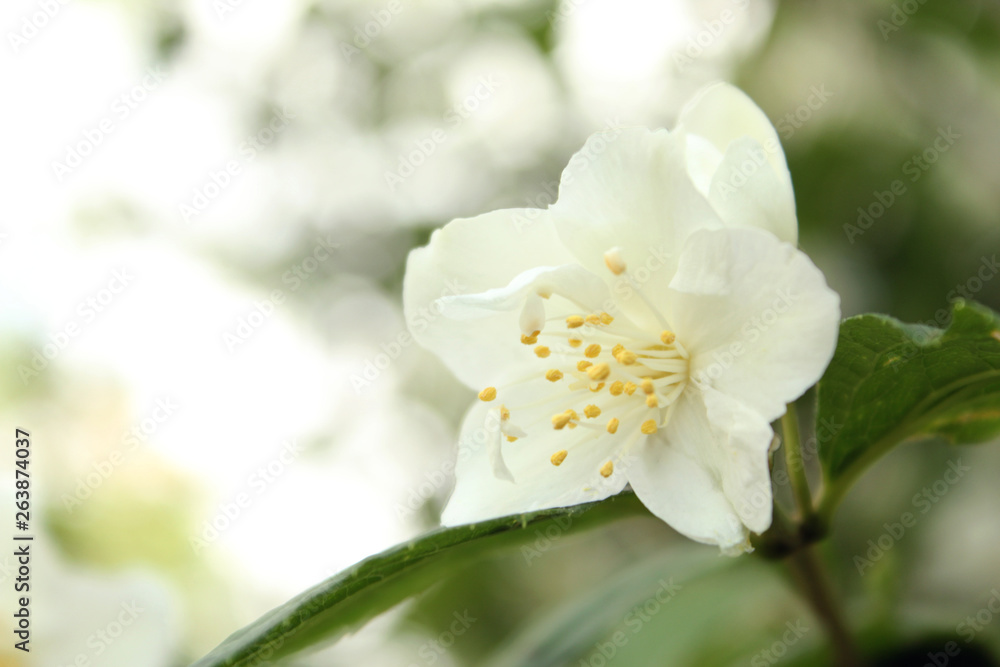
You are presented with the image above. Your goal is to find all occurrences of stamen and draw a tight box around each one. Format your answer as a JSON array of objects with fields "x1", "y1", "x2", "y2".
[
  {"x1": 584, "y1": 404, "x2": 601, "y2": 418},
  {"x1": 500, "y1": 405, "x2": 510, "y2": 420},
  {"x1": 615, "y1": 349, "x2": 637, "y2": 365},
  {"x1": 603, "y1": 247, "x2": 626, "y2": 275},
  {"x1": 550, "y1": 450, "x2": 568, "y2": 466},
  {"x1": 520, "y1": 332, "x2": 539, "y2": 345},
  {"x1": 577, "y1": 360, "x2": 592, "y2": 371},
  {"x1": 660, "y1": 330, "x2": 676, "y2": 345},
  {"x1": 586, "y1": 363, "x2": 611, "y2": 381},
  {"x1": 640, "y1": 378, "x2": 654, "y2": 395},
  {"x1": 566, "y1": 315, "x2": 585, "y2": 329},
  {"x1": 552, "y1": 412, "x2": 572, "y2": 429},
  {"x1": 589, "y1": 382, "x2": 605, "y2": 392},
  {"x1": 624, "y1": 382, "x2": 638, "y2": 395},
  {"x1": 534, "y1": 345, "x2": 551, "y2": 358},
  {"x1": 607, "y1": 418, "x2": 619, "y2": 434},
  {"x1": 641, "y1": 419, "x2": 657, "y2": 434},
  {"x1": 585, "y1": 344, "x2": 601, "y2": 358},
  {"x1": 479, "y1": 387, "x2": 497, "y2": 401},
  {"x1": 609, "y1": 381, "x2": 625, "y2": 396},
  {"x1": 545, "y1": 369, "x2": 564, "y2": 382},
  {"x1": 507, "y1": 435, "x2": 518, "y2": 442},
  {"x1": 645, "y1": 394, "x2": 659, "y2": 408},
  {"x1": 600, "y1": 461, "x2": 614, "y2": 477},
  {"x1": 585, "y1": 314, "x2": 601, "y2": 326},
  {"x1": 600, "y1": 312, "x2": 614, "y2": 325},
  {"x1": 568, "y1": 338, "x2": 583, "y2": 348}
]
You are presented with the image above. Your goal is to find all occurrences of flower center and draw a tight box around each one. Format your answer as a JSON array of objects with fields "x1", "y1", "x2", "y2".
[{"x1": 478, "y1": 247, "x2": 690, "y2": 480}]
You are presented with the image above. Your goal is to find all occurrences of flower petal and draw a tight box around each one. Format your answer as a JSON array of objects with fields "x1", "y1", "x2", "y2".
[
  {"x1": 667, "y1": 227, "x2": 841, "y2": 422},
  {"x1": 678, "y1": 82, "x2": 796, "y2": 245},
  {"x1": 403, "y1": 208, "x2": 584, "y2": 389},
  {"x1": 441, "y1": 388, "x2": 629, "y2": 526},
  {"x1": 625, "y1": 389, "x2": 764, "y2": 552},
  {"x1": 547, "y1": 127, "x2": 724, "y2": 329}
]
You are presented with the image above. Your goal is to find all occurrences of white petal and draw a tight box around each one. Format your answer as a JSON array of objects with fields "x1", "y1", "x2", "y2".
[
  {"x1": 667, "y1": 227, "x2": 841, "y2": 422},
  {"x1": 441, "y1": 383, "x2": 628, "y2": 526},
  {"x1": 706, "y1": 137, "x2": 798, "y2": 247},
  {"x1": 677, "y1": 82, "x2": 797, "y2": 245},
  {"x1": 519, "y1": 292, "x2": 546, "y2": 336},
  {"x1": 403, "y1": 208, "x2": 582, "y2": 389},
  {"x1": 436, "y1": 264, "x2": 608, "y2": 320},
  {"x1": 625, "y1": 390, "x2": 755, "y2": 551},
  {"x1": 547, "y1": 127, "x2": 724, "y2": 330}
]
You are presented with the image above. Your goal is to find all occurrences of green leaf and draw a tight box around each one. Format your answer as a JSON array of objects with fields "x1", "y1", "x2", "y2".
[
  {"x1": 817, "y1": 300, "x2": 1000, "y2": 513},
  {"x1": 191, "y1": 493, "x2": 646, "y2": 667}
]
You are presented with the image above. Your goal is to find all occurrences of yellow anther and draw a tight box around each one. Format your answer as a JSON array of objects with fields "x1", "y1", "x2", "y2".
[
  {"x1": 552, "y1": 412, "x2": 572, "y2": 430},
  {"x1": 534, "y1": 345, "x2": 551, "y2": 358},
  {"x1": 566, "y1": 315, "x2": 585, "y2": 329},
  {"x1": 545, "y1": 369, "x2": 564, "y2": 382},
  {"x1": 615, "y1": 350, "x2": 637, "y2": 365},
  {"x1": 612, "y1": 344, "x2": 624, "y2": 356},
  {"x1": 640, "y1": 378, "x2": 655, "y2": 395},
  {"x1": 646, "y1": 394, "x2": 659, "y2": 408},
  {"x1": 660, "y1": 330, "x2": 676, "y2": 345},
  {"x1": 500, "y1": 405, "x2": 510, "y2": 420},
  {"x1": 507, "y1": 435, "x2": 518, "y2": 442},
  {"x1": 567, "y1": 410, "x2": 579, "y2": 420},
  {"x1": 568, "y1": 338, "x2": 583, "y2": 348},
  {"x1": 600, "y1": 312, "x2": 614, "y2": 325},
  {"x1": 589, "y1": 382, "x2": 605, "y2": 393},
  {"x1": 586, "y1": 363, "x2": 611, "y2": 381},
  {"x1": 577, "y1": 360, "x2": 592, "y2": 371},
  {"x1": 607, "y1": 418, "x2": 619, "y2": 434},
  {"x1": 585, "y1": 314, "x2": 601, "y2": 326},
  {"x1": 624, "y1": 382, "x2": 638, "y2": 396},
  {"x1": 604, "y1": 247, "x2": 626, "y2": 275},
  {"x1": 609, "y1": 381, "x2": 625, "y2": 396},
  {"x1": 521, "y1": 333, "x2": 539, "y2": 345},
  {"x1": 550, "y1": 450, "x2": 568, "y2": 466},
  {"x1": 584, "y1": 404, "x2": 601, "y2": 418},
  {"x1": 585, "y1": 344, "x2": 602, "y2": 358},
  {"x1": 600, "y1": 461, "x2": 614, "y2": 477},
  {"x1": 479, "y1": 387, "x2": 497, "y2": 401},
  {"x1": 641, "y1": 419, "x2": 657, "y2": 434}
]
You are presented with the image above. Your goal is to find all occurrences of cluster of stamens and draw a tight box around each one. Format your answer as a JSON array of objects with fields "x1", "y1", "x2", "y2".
[{"x1": 477, "y1": 248, "x2": 690, "y2": 481}]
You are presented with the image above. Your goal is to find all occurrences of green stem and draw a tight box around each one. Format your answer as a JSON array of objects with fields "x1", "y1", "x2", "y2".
[
  {"x1": 786, "y1": 546, "x2": 865, "y2": 667},
  {"x1": 782, "y1": 405, "x2": 814, "y2": 522}
]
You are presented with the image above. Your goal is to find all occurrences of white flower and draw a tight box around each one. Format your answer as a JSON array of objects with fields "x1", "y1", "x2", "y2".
[{"x1": 403, "y1": 83, "x2": 840, "y2": 553}]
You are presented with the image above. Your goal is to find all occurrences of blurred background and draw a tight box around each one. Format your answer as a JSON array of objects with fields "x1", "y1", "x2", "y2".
[{"x1": 2, "y1": 0, "x2": 999, "y2": 664}]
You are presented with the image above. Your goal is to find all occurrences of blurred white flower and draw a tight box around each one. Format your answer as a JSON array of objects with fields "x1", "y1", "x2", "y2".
[{"x1": 404, "y1": 83, "x2": 840, "y2": 553}]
